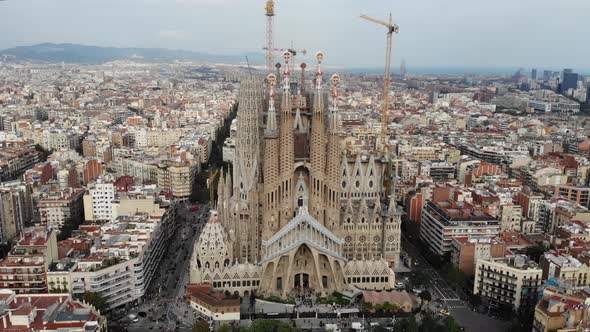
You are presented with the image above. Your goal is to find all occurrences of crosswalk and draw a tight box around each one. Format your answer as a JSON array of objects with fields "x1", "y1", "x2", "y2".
[{"x1": 446, "y1": 299, "x2": 466, "y2": 309}]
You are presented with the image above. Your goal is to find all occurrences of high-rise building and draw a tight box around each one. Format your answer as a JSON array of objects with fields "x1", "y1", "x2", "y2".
[
  {"x1": 400, "y1": 58, "x2": 407, "y2": 79},
  {"x1": 562, "y1": 72, "x2": 579, "y2": 94},
  {"x1": 531, "y1": 68, "x2": 537, "y2": 80},
  {"x1": 543, "y1": 70, "x2": 552, "y2": 82},
  {"x1": 190, "y1": 54, "x2": 401, "y2": 299}
]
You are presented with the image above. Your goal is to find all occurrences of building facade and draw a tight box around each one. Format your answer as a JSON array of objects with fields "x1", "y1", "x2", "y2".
[
  {"x1": 420, "y1": 201, "x2": 500, "y2": 256},
  {"x1": 474, "y1": 255, "x2": 542, "y2": 311},
  {"x1": 191, "y1": 55, "x2": 400, "y2": 299}
]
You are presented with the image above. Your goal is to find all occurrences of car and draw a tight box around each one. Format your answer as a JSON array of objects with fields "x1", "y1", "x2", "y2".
[
  {"x1": 395, "y1": 282, "x2": 405, "y2": 289},
  {"x1": 128, "y1": 314, "x2": 139, "y2": 323},
  {"x1": 439, "y1": 309, "x2": 450, "y2": 316}
]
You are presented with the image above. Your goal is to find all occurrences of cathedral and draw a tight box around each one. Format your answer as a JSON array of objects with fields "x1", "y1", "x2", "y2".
[{"x1": 190, "y1": 52, "x2": 401, "y2": 298}]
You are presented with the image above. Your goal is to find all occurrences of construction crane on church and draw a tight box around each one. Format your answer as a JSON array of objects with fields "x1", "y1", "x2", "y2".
[
  {"x1": 360, "y1": 13, "x2": 399, "y2": 197},
  {"x1": 265, "y1": 0, "x2": 275, "y2": 73},
  {"x1": 264, "y1": 0, "x2": 306, "y2": 72}
]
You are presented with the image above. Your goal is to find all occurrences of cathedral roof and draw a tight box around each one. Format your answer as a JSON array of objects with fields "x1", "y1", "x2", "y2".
[
  {"x1": 261, "y1": 206, "x2": 345, "y2": 263},
  {"x1": 193, "y1": 211, "x2": 231, "y2": 267}
]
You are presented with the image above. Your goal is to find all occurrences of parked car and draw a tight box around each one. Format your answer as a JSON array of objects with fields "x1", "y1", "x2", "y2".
[{"x1": 128, "y1": 314, "x2": 139, "y2": 323}]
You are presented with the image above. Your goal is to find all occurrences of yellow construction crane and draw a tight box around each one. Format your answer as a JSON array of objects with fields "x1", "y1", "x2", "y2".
[
  {"x1": 208, "y1": 168, "x2": 220, "y2": 208},
  {"x1": 263, "y1": 1, "x2": 307, "y2": 72},
  {"x1": 360, "y1": 13, "x2": 399, "y2": 153},
  {"x1": 360, "y1": 13, "x2": 399, "y2": 197},
  {"x1": 265, "y1": 0, "x2": 275, "y2": 72}
]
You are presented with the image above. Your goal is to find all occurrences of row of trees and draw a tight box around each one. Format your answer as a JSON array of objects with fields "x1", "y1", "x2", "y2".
[
  {"x1": 193, "y1": 320, "x2": 300, "y2": 332},
  {"x1": 389, "y1": 313, "x2": 463, "y2": 332},
  {"x1": 190, "y1": 103, "x2": 238, "y2": 204}
]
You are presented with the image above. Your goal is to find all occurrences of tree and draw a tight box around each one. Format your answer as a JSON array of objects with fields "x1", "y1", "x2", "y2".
[
  {"x1": 469, "y1": 293, "x2": 482, "y2": 307},
  {"x1": 418, "y1": 290, "x2": 432, "y2": 304},
  {"x1": 217, "y1": 325, "x2": 232, "y2": 332},
  {"x1": 0, "y1": 241, "x2": 13, "y2": 260},
  {"x1": 526, "y1": 243, "x2": 547, "y2": 263},
  {"x1": 445, "y1": 265, "x2": 467, "y2": 290},
  {"x1": 443, "y1": 317, "x2": 462, "y2": 332},
  {"x1": 410, "y1": 270, "x2": 430, "y2": 288},
  {"x1": 360, "y1": 301, "x2": 374, "y2": 313},
  {"x1": 34, "y1": 144, "x2": 52, "y2": 162},
  {"x1": 190, "y1": 171, "x2": 210, "y2": 204},
  {"x1": 246, "y1": 320, "x2": 301, "y2": 332},
  {"x1": 419, "y1": 312, "x2": 443, "y2": 332},
  {"x1": 406, "y1": 315, "x2": 419, "y2": 332},
  {"x1": 82, "y1": 291, "x2": 106, "y2": 312},
  {"x1": 192, "y1": 320, "x2": 209, "y2": 332}
]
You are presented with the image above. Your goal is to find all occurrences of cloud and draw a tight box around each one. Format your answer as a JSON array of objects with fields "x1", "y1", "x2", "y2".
[{"x1": 158, "y1": 29, "x2": 189, "y2": 40}]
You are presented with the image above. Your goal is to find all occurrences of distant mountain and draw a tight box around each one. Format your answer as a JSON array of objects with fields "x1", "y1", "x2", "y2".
[{"x1": 0, "y1": 43, "x2": 264, "y2": 65}]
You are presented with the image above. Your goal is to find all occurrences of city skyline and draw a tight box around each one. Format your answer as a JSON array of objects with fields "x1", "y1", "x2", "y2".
[{"x1": 1, "y1": 0, "x2": 589, "y2": 70}]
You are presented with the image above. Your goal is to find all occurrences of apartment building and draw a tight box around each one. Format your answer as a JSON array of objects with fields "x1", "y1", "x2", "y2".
[
  {"x1": 83, "y1": 179, "x2": 115, "y2": 222},
  {"x1": 157, "y1": 160, "x2": 196, "y2": 199},
  {"x1": 498, "y1": 204, "x2": 523, "y2": 232},
  {"x1": 38, "y1": 188, "x2": 85, "y2": 231},
  {"x1": 451, "y1": 237, "x2": 506, "y2": 276},
  {"x1": 540, "y1": 251, "x2": 590, "y2": 288},
  {"x1": 68, "y1": 208, "x2": 176, "y2": 310},
  {"x1": 555, "y1": 185, "x2": 590, "y2": 209},
  {"x1": 84, "y1": 181, "x2": 164, "y2": 222},
  {"x1": 0, "y1": 185, "x2": 31, "y2": 243},
  {"x1": 533, "y1": 286, "x2": 589, "y2": 332},
  {"x1": 474, "y1": 255, "x2": 542, "y2": 311},
  {"x1": 420, "y1": 201, "x2": 500, "y2": 256},
  {"x1": 0, "y1": 146, "x2": 41, "y2": 181},
  {"x1": 0, "y1": 226, "x2": 58, "y2": 294},
  {"x1": 0, "y1": 289, "x2": 107, "y2": 332}
]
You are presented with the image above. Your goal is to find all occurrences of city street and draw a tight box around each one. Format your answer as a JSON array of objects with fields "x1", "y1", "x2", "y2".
[
  {"x1": 401, "y1": 234, "x2": 510, "y2": 331},
  {"x1": 401, "y1": 234, "x2": 463, "y2": 307},
  {"x1": 109, "y1": 203, "x2": 210, "y2": 332}
]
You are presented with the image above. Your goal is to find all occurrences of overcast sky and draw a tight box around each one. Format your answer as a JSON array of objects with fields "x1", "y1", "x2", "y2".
[{"x1": 0, "y1": 0, "x2": 589, "y2": 70}]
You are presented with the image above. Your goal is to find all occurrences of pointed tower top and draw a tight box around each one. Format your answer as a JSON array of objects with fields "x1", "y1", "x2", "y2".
[
  {"x1": 300, "y1": 63, "x2": 307, "y2": 94},
  {"x1": 283, "y1": 51, "x2": 291, "y2": 92},
  {"x1": 329, "y1": 73, "x2": 341, "y2": 132},
  {"x1": 265, "y1": 73, "x2": 278, "y2": 136},
  {"x1": 315, "y1": 51, "x2": 324, "y2": 90},
  {"x1": 374, "y1": 194, "x2": 383, "y2": 213},
  {"x1": 387, "y1": 192, "x2": 398, "y2": 215}
]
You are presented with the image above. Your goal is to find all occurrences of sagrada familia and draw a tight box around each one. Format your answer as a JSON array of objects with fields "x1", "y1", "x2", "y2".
[{"x1": 190, "y1": 52, "x2": 401, "y2": 298}]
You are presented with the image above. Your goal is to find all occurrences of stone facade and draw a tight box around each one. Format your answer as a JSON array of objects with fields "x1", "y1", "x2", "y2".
[{"x1": 190, "y1": 53, "x2": 400, "y2": 298}]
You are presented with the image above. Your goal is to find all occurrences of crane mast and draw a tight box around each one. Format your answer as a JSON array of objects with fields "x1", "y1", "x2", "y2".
[
  {"x1": 360, "y1": 13, "x2": 399, "y2": 197},
  {"x1": 265, "y1": 0, "x2": 275, "y2": 73}
]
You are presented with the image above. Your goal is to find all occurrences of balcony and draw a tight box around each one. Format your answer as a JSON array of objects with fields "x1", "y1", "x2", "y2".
[{"x1": 90, "y1": 272, "x2": 131, "y2": 286}]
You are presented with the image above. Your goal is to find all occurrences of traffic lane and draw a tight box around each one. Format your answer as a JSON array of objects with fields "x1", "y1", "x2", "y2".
[
  {"x1": 402, "y1": 235, "x2": 460, "y2": 301},
  {"x1": 450, "y1": 307, "x2": 510, "y2": 332}
]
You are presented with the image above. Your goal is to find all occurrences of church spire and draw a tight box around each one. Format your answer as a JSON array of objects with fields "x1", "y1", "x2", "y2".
[
  {"x1": 329, "y1": 73, "x2": 341, "y2": 132},
  {"x1": 282, "y1": 51, "x2": 291, "y2": 93},
  {"x1": 264, "y1": 73, "x2": 278, "y2": 136},
  {"x1": 314, "y1": 51, "x2": 324, "y2": 91}
]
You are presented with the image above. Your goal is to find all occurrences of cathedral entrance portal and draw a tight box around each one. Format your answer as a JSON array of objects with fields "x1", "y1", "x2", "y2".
[{"x1": 294, "y1": 273, "x2": 310, "y2": 289}]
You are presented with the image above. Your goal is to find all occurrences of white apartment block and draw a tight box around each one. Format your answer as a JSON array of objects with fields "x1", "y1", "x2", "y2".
[
  {"x1": 70, "y1": 208, "x2": 177, "y2": 310},
  {"x1": 83, "y1": 179, "x2": 115, "y2": 222}
]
